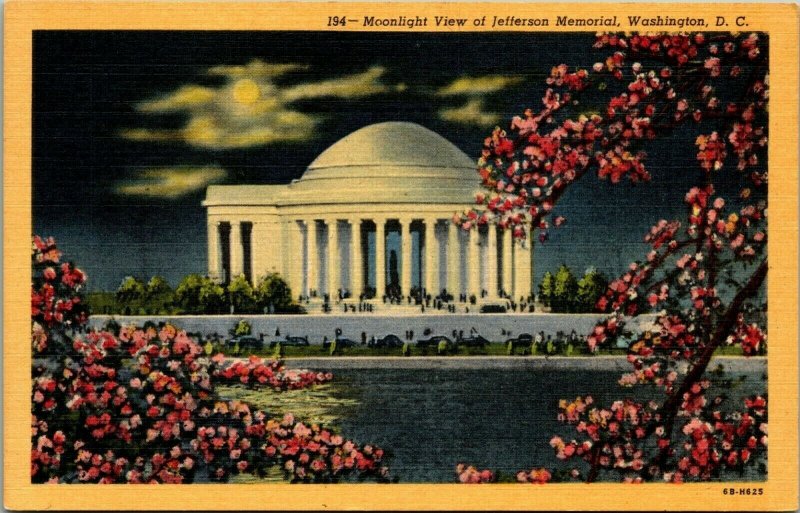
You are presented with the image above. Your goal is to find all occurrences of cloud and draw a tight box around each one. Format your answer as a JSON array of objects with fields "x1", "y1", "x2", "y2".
[
  {"x1": 207, "y1": 60, "x2": 308, "y2": 78},
  {"x1": 137, "y1": 85, "x2": 216, "y2": 112},
  {"x1": 115, "y1": 166, "x2": 227, "y2": 198},
  {"x1": 118, "y1": 128, "x2": 182, "y2": 143},
  {"x1": 439, "y1": 99, "x2": 501, "y2": 127},
  {"x1": 437, "y1": 75, "x2": 522, "y2": 96},
  {"x1": 282, "y1": 66, "x2": 405, "y2": 102},
  {"x1": 121, "y1": 60, "x2": 404, "y2": 150}
]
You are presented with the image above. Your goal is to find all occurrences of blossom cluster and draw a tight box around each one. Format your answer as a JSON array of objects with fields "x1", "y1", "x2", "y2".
[
  {"x1": 462, "y1": 31, "x2": 767, "y2": 249},
  {"x1": 550, "y1": 391, "x2": 768, "y2": 483},
  {"x1": 631, "y1": 314, "x2": 700, "y2": 361},
  {"x1": 461, "y1": 31, "x2": 769, "y2": 484},
  {"x1": 515, "y1": 468, "x2": 552, "y2": 484},
  {"x1": 455, "y1": 464, "x2": 494, "y2": 483},
  {"x1": 666, "y1": 394, "x2": 768, "y2": 483},
  {"x1": 454, "y1": 464, "x2": 552, "y2": 484},
  {"x1": 591, "y1": 180, "x2": 767, "y2": 361},
  {"x1": 456, "y1": 396, "x2": 656, "y2": 484},
  {"x1": 212, "y1": 354, "x2": 332, "y2": 391},
  {"x1": 31, "y1": 237, "x2": 389, "y2": 484},
  {"x1": 684, "y1": 185, "x2": 766, "y2": 261},
  {"x1": 727, "y1": 320, "x2": 766, "y2": 356},
  {"x1": 551, "y1": 397, "x2": 653, "y2": 476},
  {"x1": 585, "y1": 314, "x2": 623, "y2": 352},
  {"x1": 31, "y1": 236, "x2": 88, "y2": 343},
  {"x1": 190, "y1": 406, "x2": 388, "y2": 483},
  {"x1": 32, "y1": 323, "x2": 386, "y2": 484}
]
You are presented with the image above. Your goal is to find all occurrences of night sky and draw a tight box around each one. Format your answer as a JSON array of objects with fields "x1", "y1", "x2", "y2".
[{"x1": 33, "y1": 31, "x2": 711, "y2": 291}]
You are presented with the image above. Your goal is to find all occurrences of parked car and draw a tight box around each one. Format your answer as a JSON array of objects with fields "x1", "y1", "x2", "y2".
[
  {"x1": 335, "y1": 337, "x2": 358, "y2": 348},
  {"x1": 373, "y1": 334, "x2": 404, "y2": 349},
  {"x1": 269, "y1": 336, "x2": 310, "y2": 348},
  {"x1": 505, "y1": 333, "x2": 533, "y2": 353},
  {"x1": 505, "y1": 333, "x2": 533, "y2": 346},
  {"x1": 479, "y1": 304, "x2": 507, "y2": 313},
  {"x1": 322, "y1": 337, "x2": 358, "y2": 349},
  {"x1": 416, "y1": 335, "x2": 455, "y2": 351},
  {"x1": 227, "y1": 335, "x2": 264, "y2": 351},
  {"x1": 458, "y1": 334, "x2": 490, "y2": 348}
]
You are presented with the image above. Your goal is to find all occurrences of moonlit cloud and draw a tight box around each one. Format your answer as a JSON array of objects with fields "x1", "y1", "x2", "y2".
[
  {"x1": 115, "y1": 166, "x2": 227, "y2": 198},
  {"x1": 439, "y1": 98, "x2": 501, "y2": 126},
  {"x1": 137, "y1": 85, "x2": 216, "y2": 112},
  {"x1": 282, "y1": 66, "x2": 405, "y2": 102},
  {"x1": 120, "y1": 60, "x2": 404, "y2": 150},
  {"x1": 437, "y1": 75, "x2": 522, "y2": 96},
  {"x1": 118, "y1": 128, "x2": 182, "y2": 143},
  {"x1": 207, "y1": 60, "x2": 308, "y2": 78}
]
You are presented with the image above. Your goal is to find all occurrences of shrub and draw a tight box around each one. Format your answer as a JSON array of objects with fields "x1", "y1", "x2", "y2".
[
  {"x1": 228, "y1": 275, "x2": 257, "y2": 314},
  {"x1": 255, "y1": 273, "x2": 294, "y2": 313},
  {"x1": 175, "y1": 274, "x2": 225, "y2": 314},
  {"x1": 232, "y1": 319, "x2": 252, "y2": 337}
]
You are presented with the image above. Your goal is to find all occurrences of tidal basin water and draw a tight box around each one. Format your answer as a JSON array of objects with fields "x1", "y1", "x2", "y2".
[{"x1": 255, "y1": 357, "x2": 768, "y2": 483}]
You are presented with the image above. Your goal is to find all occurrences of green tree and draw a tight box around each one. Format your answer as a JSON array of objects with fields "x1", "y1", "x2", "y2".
[
  {"x1": 538, "y1": 271, "x2": 554, "y2": 308},
  {"x1": 553, "y1": 264, "x2": 578, "y2": 313},
  {"x1": 228, "y1": 275, "x2": 256, "y2": 314},
  {"x1": 175, "y1": 274, "x2": 205, "y2": 314},
  {"x1": 199, "y1": 278, "x2": 226, "y2": 314},
  {"x1": 175, "y1": 274, "x2": 226, "y2": 314},
  {"x1": 145, "y1": 275, "x2": 174, "y2": 314},
  {"x1": 576, "y1": 268, "x2": 608, "y2": 313},
  {"x1": 85, "y1": 291, "x2": 117, "y2": 315},
  {"x1": 255, "y1": 273, "x2": 294, "y2": 312},
  {"x1": 116, "y1": 276, "x2": 146, "y2": 313}
]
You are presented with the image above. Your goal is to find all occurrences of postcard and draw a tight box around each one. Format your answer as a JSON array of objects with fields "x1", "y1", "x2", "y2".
[{"x1": 4, "y1": 1, "x2": 798, "y2": 510}]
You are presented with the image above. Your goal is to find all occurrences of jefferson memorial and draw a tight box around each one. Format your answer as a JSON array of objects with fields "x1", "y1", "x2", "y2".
[{"x1": 203, "y1": 122, "x2": 534, "y2": 306}]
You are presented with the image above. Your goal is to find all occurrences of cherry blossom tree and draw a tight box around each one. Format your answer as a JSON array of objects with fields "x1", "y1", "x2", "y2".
[
  {"x1": 460, "y1": 32, "x2": 768, "y2": 483},
  {"x1": 31, "y1": 237, "x2": 389, "y2": 484}
]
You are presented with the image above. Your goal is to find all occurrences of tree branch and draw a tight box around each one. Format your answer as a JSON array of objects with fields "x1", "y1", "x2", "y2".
[{"x1": 665, "y1": 255, "x2": 766, "y2": 418}]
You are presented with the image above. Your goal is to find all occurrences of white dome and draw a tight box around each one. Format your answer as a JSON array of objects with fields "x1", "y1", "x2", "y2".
[
  {"x1": 288, "y1": 122, "x2": 480, "y2": 205},
  {"x1": 304, "y1": 122, "x2": 475, "y2": 175},
  {"x1": 204, "y1": 122, "x2": 483, "y2": 208}
]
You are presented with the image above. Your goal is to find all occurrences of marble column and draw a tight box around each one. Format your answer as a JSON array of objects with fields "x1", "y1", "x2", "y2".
[
  {"x1": 514, "y1": 241, "x2": 532, "y2": 302},
  {"x1": 467, "y1": 227, "x2": 480, "y2": 298},
  {"x1": 207, "y1": 221, "x2": 221, "y2": 281},
  {"x1": 375, "y1": 218, "x2": 386, "y2": 297},
  {"x1": 487, "y1": 223, "x2": 499, "y2": 298},
  {"x1": 501, "y1": 228, "x2": 513, "y2": 298},
  {"x1": 350, "y1": 219, "x2": 363, "y2": 297},
  {"x1": 400, "y1": 218, "x2": 412, "y2": 296},
  {"x1": 230, "y1": 221, "x2": 243, "y2": 279},
  {"x1": 307, "y1": 220, "x2": 319, "y2": 296},
  {"x1": 424, "y1": 219, "x2": 437, "y2": 296},
  {"x1": 447, "y1": 221, "x2": 460, "y2": 296},
  {"x1": 327, "y1": 219, "x2": 339, "y2": 298},
  {"x1": 289, "y1": 221, "x2": 303, "y2": 297}
]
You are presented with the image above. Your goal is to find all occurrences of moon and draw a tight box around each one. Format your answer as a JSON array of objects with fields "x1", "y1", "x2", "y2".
[{"x1": 231, "y1": 79, "x2": 261, "y2": 104}]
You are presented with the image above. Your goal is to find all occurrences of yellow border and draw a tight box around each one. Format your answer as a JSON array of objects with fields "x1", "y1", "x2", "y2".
[{"x1": 4, "y1": 2, "x2": 798, "y2": 510}]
